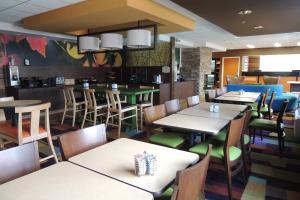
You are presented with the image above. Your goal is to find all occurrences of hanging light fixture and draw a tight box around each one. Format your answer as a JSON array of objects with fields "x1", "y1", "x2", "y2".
[
  {"x1": 78, "y1": 36, "x2": 100, "y2": 53},
  {"x1": 127, "y1": 29, "x2": 151, "y2": 48},
  {"x1": 101, "y1": 33, "x2": 123, "y2": 50}
]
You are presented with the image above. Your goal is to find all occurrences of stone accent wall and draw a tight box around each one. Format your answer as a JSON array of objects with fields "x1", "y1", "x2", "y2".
[{"x1": 181, "y1": 47, "x2": 212, "y2": 98}]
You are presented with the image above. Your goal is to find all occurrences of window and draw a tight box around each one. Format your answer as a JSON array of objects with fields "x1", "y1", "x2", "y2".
[{"x1": 259, "y1": 54, "x2": 300, "y2": 72}]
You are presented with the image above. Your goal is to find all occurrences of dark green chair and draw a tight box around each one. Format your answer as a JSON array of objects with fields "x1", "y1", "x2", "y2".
[
  {"x1": 144, "y1": 104, "x2": 186, "y2": 149},
  {"x1": 261, "y1": 91, "x2": 276, "y2": 120},
  {"x1": 189, "y1": 116, "x2": 246, "y2": 200},
  {"x1": 249, "y1": 100, "x2": 289, "y2": 155}
]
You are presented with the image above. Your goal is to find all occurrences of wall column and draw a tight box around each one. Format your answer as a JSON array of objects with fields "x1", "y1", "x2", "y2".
[{"x1": 181, "y1": 47, "x2": 212, "y2": 98}]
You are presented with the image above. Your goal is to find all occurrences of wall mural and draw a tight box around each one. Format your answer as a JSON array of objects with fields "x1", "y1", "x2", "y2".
[{"x1": 0, "y1": 32, "x2": 123, "y2": 68}]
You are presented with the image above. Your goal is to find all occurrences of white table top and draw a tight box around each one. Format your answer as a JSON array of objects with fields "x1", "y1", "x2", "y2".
[
  {"x1": 215, "y1": 95, "x2": 257, "y2": 103},
  {"x1": 287, "y1": 81, "x2": 300, "y2": 84},
  {"x1": 0, "y1": 162, "x2": 153, "y2": 200},
  {"x1": 153, "y1": 114, "x2": 229, "y2": 135},
  {"x1": 178, "y1": 102, "x2": 247, "y2": 120},
  {"x1": 222, "y1": 91, "x2": 260, "y2": 99},
  {"x1": 69, "y1": 138, "x2": 199, "y2": 197}
]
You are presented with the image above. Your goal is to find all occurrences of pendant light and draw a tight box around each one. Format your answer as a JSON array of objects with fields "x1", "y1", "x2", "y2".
[
  {"x1": 101, "y1": 33, "x2": 123, "y2": 50},
  {"x1": 78, "y1": 36, "x2": 100, "y2": 52},
  {"x1": 127, "y1": 21, "x2": 151, "y2": 48}
]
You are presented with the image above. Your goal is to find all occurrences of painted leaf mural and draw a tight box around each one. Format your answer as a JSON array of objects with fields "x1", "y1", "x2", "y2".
[{"x1": 0, "y1": 32, "x2": 123, "y2": 68}]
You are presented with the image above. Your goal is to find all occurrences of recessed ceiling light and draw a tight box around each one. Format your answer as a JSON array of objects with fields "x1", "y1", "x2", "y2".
[
  {"x1": 238, "y1": 10, "x2": 253, "y2": 15},
  {"x1": 274, "y1": 42, "x2": 282, "y2": 47},
  {"x1": 253, "y1": 25, "x2": 264, "y2": 30},
  {"x1": 246, "y1": 44, "x2": 255, "y2": 48},
  {"x1": 297, "y1": 42, "x2": 300, "y2": 46}
]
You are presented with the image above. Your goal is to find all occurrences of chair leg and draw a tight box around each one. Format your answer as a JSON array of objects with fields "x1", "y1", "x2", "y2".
[
  {"x1": 93, "y1": 109, "x2": 97, "y2": 126},
  {"x1": 0, "y1": 137, "x2": 4, "y2": 149},
  {"x1": 242, "y1": 145, "x2": 249, "y2": 177},
  {"x1": 252, "y1": 129, "x2": 256, "y2": 144},
  {"x1": 260, "y1": 130, "x2": 263, "y2": 140},
  {"x1": 47, "y1": 137, "x2": 58, "y2": 163},
  {"x1": 72, "y1": 106, "x2": 76, "y2": 127},
  {"x1": 140, "y1": 108, "x2": 143, "y2": 130},
  {"x1": 118, "y1": 113, "x2": 122, "y2": 138},
  {"x1": 278, "y1": 134, "x2": 283, "y2": 156},
  {"x1": 136, "y1": 108, "x2": 139, "y2": 131},
  {"x1": 61, "y1": 105, "x2": 67, "y2": 124},
  {"x1": 225, "y1": 161, "x2": 233, "y2": 200},
  {"x1": 106, "y1": 112, "x2": 110, "y2": 127},
  {"x1": 81, "y1": 107, "x2": 87, "y2": 128}
]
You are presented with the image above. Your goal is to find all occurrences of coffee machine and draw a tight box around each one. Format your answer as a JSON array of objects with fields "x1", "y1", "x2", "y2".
[{"x1": 5, "y1": 65, "x2": 20, "y2": 86}]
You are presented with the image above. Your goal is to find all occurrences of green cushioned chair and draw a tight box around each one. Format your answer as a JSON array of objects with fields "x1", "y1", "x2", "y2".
[
  {"x1": 156, "y1": 145, "x2": 212, "y2": 200},
  {"x1": 144, "y1": 104, "x2": 187, "y2": 149},
  {"x1": 214, "y1": 129, "x2": 250, "y2": 145},
  {"x1": 149, "y1": 132, "x2": 185, "y2": 148},
  {"x1": 249, "y1": 100, "x2": 289, "y2": 155},
  {"x1": 189, "y1": 139, "x2": 241, "y2": 162},
  {"x1": 189, "y1": 116, "x2": 247, "y2": 200}
]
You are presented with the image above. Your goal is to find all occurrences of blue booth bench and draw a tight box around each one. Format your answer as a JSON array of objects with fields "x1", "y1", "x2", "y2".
[{"x1": 227, "y1": 84, "x2": 298, "y2": 112}]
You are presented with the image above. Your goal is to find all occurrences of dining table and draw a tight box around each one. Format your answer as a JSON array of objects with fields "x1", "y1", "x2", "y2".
[
  {"x1": 214, "y1": 91, "x2": 260, "y2": 104},
  {"x1": 0, "y1": 100, "x2": 42, "y2": 126},
  {"x1": 0, "y1": 162, "x2": 154, "y2": 200},
  {"x1": 69, "y1": 138, "x2": 199, "y2": 197}
]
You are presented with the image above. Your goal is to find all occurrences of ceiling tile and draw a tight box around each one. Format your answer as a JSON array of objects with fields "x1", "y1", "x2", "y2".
[
  {"x1": 0, "y1": 13, "x2": 22, "y2": 23},
  {"x1": 29, "y1": 0, "x2": 68, "y2": 9},
  {"x1": 0, "y1": 8, "x2": 35, "y2": 18},
  {"x1": 13, "y1": 3, "x2": 49, "y2": 14},
  {"x1": 0, "y1": 0, "x2": 28, "y2": 10}
]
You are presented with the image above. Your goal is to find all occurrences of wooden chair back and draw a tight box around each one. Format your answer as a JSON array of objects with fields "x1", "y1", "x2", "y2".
[
  {"x1": 62, "y1": 86, "x2": 76, "y2": 106},
  {"x1": 58, "y1": 124, "x2": 107, "y2": 160},
  {"x1": 106, "y1": 90, "x2": 122, "y2": 112},
  {"x1": 256, "y1": 93, "x2": 266, "y2": 116},
  {"x1": 0, "y1": 96, "x2": 14, "y2": 121},
  {"x1": 143, "y1": 104, "x2": 167, "y2": 124},
  {"x1": 225, "y1": 115, "x2": 245, "y2": 152},
  {"x1": 139, "y1": 86, "x2": 154, "y2": 104},
  {"x1": 165, "y1": 99, "x2": 180, "y2": 115},
  {"x1": 83, "y1": 88, "x2": 97, "y2": 109},
  {"x1": 268, "y1": 91, "x2": 276, "y2": 110},
  {"x1": 15, "y1": 102, "x2": 51, "y2": 145},
  {"x1": 187, "y1": 95, "x2": 200, "y2": 107},
  {"x1": 263, "y1": 88, "x2": 270, "y2": 107},
  {"x1": 171, "y1": 145, "x2": 212, "y2": 200},
  {"x1": 277, "y1": 100, "x2": 289, "y2": 130},
  {"x1": 0, "y1": 142, "x2": 40, "y2": 184},
  {"x1": 179, "y1": 99, "x2": 188, "y2": 110}
]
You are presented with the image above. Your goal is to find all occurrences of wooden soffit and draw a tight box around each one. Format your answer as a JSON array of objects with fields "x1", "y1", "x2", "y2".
[{"x1": 22, "y1": 0, "x2": 195, "y2": 35}]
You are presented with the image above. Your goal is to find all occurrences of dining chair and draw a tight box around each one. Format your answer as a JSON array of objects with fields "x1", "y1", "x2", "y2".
[
  {"x1": 0, "y1": 96, "x2": 14, "y2": 121},
  {"x1": 61, "y1": 86, "x2": 86, "y2": 127},
  {"x1": 249, "y1": 89, "x2": 269, "y2": 111},
  {"x1": 204, "y1": 89, "x2": 216, "y2": 102},
  {"x1": 81, "y1": 88, "x2": 107, "y2": 128},
  {"x1": 165, "y1": 99, "x2": 181, "y2": 115},
  {"x1": 0, "y1": 142, "x2": 40, "y2": 184},
  {"x1": 144, "y1": 104, "x2": 186, "y2": 149},
  {"x1": 189, "y1": 115, "x2": 246, "y2": 200},
  {"x1": 137, "y1": 85, "x2": 154, "y2": 130},
  {"x1": 249, "y1": 100, "x2": 289, "y2": 155},
  {"x1": 106, "y1": 90, "x2": 138, "y2": 138},
  {"x1": 159, "y1": 145, "x2": 212, "y2": 200},
  {"x1": 250, "y1": 93, "x2": 265, "y2": 119},
  {"x1": 58, "y1": 124, "x2": 107, "y2": 160},
  {"x1": 0, "y1": 96, "x2": 14, "y2": 149},
  {"x1": 261, "y1": 91, "x2": 276, "y2": 120},
  {"x1": 187, "y1": 95, "x2": 200, "y2": 107},
  {"x1": 0, "y1": 102, "x2": 58, "y2": 163},
  {"x1": 212, "y1": 109, "x2": 252, "y2": 175},
  {"x1": 118, "y1": 84, "x2": 128, "y2": 103}
]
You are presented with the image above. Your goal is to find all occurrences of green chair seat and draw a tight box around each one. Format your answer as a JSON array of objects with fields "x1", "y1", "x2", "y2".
[
  {"x1": 260, "y1": 106, "x2": 269, "y2": 113},
  {"x1": 214, "y1": 130, "x2": 250, "y2": 145},
  {"x1": 189, "y1": 140, "x2": 241, "y2": 162},
  {"x1": 251, "y1": 111, "x2": 259, "y2": 118},
  {"x1": 149, "y1": 132, "x2": 185, "y2": 148},
  {"x1": 249, "y1": 118, "x2": 278, "y2": 131},
  {"x1": 156, "y1": 187, "x2": 173, "y2": 200}
]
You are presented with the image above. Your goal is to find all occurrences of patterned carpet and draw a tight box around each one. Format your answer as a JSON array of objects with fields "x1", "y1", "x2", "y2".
[{"x1": 46, "y1": 117, "x2": 300, "y2": 200}]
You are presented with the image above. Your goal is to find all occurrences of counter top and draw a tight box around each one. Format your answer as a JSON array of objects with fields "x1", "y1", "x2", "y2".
[{"x1": 287, "y1": 81, "x2": 300, "y2": 84}]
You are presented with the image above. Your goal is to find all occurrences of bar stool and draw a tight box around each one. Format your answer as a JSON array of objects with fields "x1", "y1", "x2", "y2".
[
  {"x1": 0, "y1": 102, "x2": 58, "y2": 163},
  {"x1": 81, "y1": 89, "x2": 107, "y2": 128},
  {"x1": 61, "y1": 86, "x2": 86, "y2": 127},
  {"x1": 137, "y1": 86, "x2": 154, "y2": 130},
  {"x1": 105, "y1": 90, "x2": 138, "y2": 138}
]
